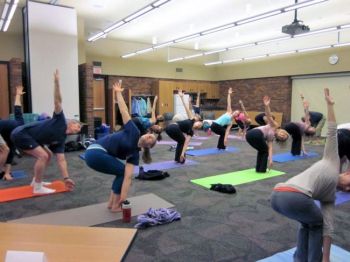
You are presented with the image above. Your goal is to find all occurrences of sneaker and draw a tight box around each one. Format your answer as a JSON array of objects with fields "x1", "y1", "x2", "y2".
[
  {"x1": 30, "y1": 179, "x2": 52, "y2": 187},
  {"x1": 33, "y1": 184, "x2": 56, "y2": 194}
]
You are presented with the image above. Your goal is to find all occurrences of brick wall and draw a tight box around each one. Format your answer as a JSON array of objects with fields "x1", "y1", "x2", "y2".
[
  {"x1": 9, "y1": 58, "x2": 23, "y2": 110},
  {"x1": 80, "y1": 74, "x2": 292, "y2": 130},
  {"x1": 219, "y1": 76, "x2": 292, "y2": 124},
  {"x1": 78, "y1": 63, "x2": 94, "y2": 136}
]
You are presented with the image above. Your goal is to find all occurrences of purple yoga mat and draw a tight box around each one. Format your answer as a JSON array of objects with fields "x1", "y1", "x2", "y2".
[
  {"x1": 315, "y1": 191, "x2": 350, "y2": 207},
  {"x1": 133, "y1": 159, "x2": 198, "y2": 175},
  {"x1": 157, "y1": 141, "x2": 202, "y2": 146},
  {"x1": 227, "y1": 135, "x2": 246, "y2": 141},
  {"x1": 192, "y1": 136, "x2": 210, "y2": 140}
]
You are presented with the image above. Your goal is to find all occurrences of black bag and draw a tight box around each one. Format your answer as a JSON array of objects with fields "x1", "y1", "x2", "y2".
[
  {"x1": 136, "y1": 166, "x2": 170, "y2": 180},
  {"x1": 210, "y1": 183, "x2": 236, "y2": 194}
]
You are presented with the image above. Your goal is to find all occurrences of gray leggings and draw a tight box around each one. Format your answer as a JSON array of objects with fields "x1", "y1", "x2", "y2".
[{"x1": 271, "y1": 191, "x2": 323, "y2": 262}]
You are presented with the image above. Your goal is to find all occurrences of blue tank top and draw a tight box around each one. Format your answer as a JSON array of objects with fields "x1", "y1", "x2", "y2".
[{"x1": 214, "y1": 113, "x2": 232, "y2": 126}]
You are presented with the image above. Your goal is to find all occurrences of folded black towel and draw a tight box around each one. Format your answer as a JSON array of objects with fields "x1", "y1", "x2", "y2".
[{"x1": 210, "y1": 183, "x2": 236, "y2": 194}]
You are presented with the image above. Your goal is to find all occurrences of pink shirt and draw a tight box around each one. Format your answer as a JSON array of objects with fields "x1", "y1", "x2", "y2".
[
  {"x1": 257, "y1": 125, "x2": 275, "y2": 141},
  {"x1": 235, "y1": 112, "x2": 247, "y2": 122}
]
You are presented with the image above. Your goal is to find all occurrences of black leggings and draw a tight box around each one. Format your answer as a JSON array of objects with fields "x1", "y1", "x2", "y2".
[
  {"x1": 255, "y1": 113, "x2": 266, "y2": 126},
  {"x1": 246, "y1": 128, "x2": 268, "y2": 173},
  {"x1": 338, "y1": 129, "x2": 350, "y2": 161},
  {"x1": 165, "y1": 124, "x2": 185, "y2": 162},
  {"x1": 211, "y1": 122, "x2": 227, "y2": 149},
  {"x1": 284, "y1": 122, "x2": 302, "y2": 156}
]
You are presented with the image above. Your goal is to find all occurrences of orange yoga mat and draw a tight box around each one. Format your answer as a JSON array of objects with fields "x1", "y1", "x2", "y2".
[{"x1": 0, "y1": 181, "x2": 68, "y2": 203}]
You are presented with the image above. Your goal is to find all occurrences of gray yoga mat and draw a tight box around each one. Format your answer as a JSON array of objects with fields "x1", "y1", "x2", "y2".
[{"x1": 9, "y1": 193, "x2": 173, "y2": 226}]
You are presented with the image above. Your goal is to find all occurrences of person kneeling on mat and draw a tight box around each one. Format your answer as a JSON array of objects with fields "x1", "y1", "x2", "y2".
[
  {"x1": 11, "y1": 70, "x2": 81, "y2": 194},
  {"x1": 84, "y1": 81, "x2": 157, "y2": 212},
  {"x1": 271, "y1": 88, "x2": 350, "y2": 262}
]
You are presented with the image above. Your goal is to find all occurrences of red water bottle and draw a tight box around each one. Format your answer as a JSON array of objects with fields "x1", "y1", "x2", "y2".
[{"x1": 122, "y1": 200, "x2": 131, "y2": 223}]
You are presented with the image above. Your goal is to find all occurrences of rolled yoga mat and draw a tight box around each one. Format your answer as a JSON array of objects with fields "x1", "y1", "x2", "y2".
[
  {"x1": 0, "y1": 181, "x2": 68, "y2": 203},
  {"x1": 257, "y1": 245, "x2": 350, "y2": 262},
  {"x1": 186, "y1": 147, "x2": 239, "y2": 156},
  {"x1": 272, "y1": 152, "x2": 319, "y2": 163},
  {"x1": 191, "y1": 168, "x2": 285, "y2": 188},
  {"x1": 9, "y1": 193, "x2": 174, "y2": 227}
]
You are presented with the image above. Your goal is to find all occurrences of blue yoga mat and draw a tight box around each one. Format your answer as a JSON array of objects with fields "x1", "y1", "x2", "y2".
[
  {"x1": 79, "y1": 153, "x2": 85, "y2": 160},
  {"x1": 133, "y1": 159, "x2": 198, "y2": 175},
  {"x1": 272, "y1": 152, "x2": 318, "y2": 163},
  {"x1": 186, "y1": 147, "x2": 239, "y2": 156},
  {"x1": 11, "y1": 170, "x2": 27, "y2": 179},
  {"x1": 315, "y1": 191, "x2": 350, "y2": 207},
  {"x1": 257, "y1": 245, "x2": 350, "y2": 262}
]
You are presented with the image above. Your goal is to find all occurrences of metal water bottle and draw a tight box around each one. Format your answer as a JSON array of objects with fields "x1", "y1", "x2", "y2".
[{"x1": 122, "y1": 200, "x2": 131, "y2": 223}]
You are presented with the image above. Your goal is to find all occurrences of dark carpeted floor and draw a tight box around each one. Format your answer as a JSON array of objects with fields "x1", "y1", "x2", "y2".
[{"x1": 1, "y1": 131, "x2": 350, "y2": 262}]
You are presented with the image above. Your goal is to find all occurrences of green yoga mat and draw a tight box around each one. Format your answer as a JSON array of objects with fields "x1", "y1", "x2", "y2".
[{"x1": 191, "y1": 168, "x2": 285, "y2": 188}]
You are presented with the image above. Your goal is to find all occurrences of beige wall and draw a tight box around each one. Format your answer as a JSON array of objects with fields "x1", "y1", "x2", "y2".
[
  {"x1": 0, "y1": 33, "x2": 24, "y2": 61},
  {"x1": 215, "y1": 47, "x2": 350, "y2": 81},
  {"x1": 86, "y1": 54, "x2": 218, "y2": 81}
]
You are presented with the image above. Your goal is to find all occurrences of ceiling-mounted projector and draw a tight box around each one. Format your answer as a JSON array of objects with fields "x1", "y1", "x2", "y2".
[
  {"x1": 282, "y1": 0, "x2": 310, "y2": 36},
  {"x1": 282, "y1": 20, "x2": 310, "y2": 35}
]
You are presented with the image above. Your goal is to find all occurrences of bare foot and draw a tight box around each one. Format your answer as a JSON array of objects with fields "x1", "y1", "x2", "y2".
[
  {"x1": 110, "y1": 206, "x2": 122, "y2": 213},
  {"x1": 3, "y1": 173, "x2": 13, "y2": 181}
]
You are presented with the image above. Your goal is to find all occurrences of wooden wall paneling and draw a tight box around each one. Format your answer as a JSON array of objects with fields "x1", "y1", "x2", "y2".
[
  {"x1": 93, "y1": 78, "x2": 105, "y2": 124},
  {"x1": 0, "y1": 64, "x2": 10, "y2": 119}
]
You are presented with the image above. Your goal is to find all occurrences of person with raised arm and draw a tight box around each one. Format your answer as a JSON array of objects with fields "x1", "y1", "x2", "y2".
[
  {"x1": 283, "y1": 96, "x2": 315, "y2": 156},
  {"x1": 165, "y1": 90, "x2": 202, "y2": 164},
  {"x1": 245, "y1": 95, "x2": 289, "y2": 173},
  {"x1": 234, "y1": 99, "x2": 251, "y2": 138},
  {"x1": 0, "y1": 86, "x2": 25, "y2": 180},
  {"x1": 271, "y1": 88, "x2": 348, "y2": 262},
  {"x1": 208, "y1": 88, "x2": 238, "y2": 150},
  {"x1": 11, "y1": 70, "x2": 81, "y2": 193},
  {"x1": 84, "y1": 81, "x2": 157, "y2": 212}
]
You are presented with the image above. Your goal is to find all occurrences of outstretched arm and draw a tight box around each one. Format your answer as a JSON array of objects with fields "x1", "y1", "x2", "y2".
[
  {"x1": 54, "y1": 70, "x2": 63, "y2": 114},
  {"x1": 195, "y1": 91, "x2": 200, "y2": 107},
  {"x1": 227, "y1": 88, "x2": 233, "y2": 114},
  {"x1": 14, "y1": 86, "x2": 25, "y2": 125},
  {"x1": 263, "y1": 96, "x2": 278, "y2": 128},
  {"x1": 178, "y1": 90, "x2": 193, "y2": 119},
  {"x1": 239, "y1": 99, "x2": 249, "y2": 118},
  {"x1": 56, "y1": 153, "x2": 75, "y2": 191},
  {"x1": 224, "y1": 123, "x2": 233, "y2": 146},
  {"x1": 302, "y1": 100, "x2": 311, "y2": 126},
  {"x1": 323, "y1": 88, "x2": 337, "y2": 163},
  {"x1": 114, "y1": 81, "x2": 131, "y2": 125},
  {"x1": 117, "y1": 163, "x2": 134, "y2": 207},
  {"x1": 150, "y1": 95, "x2": 158, "y2": 124}
]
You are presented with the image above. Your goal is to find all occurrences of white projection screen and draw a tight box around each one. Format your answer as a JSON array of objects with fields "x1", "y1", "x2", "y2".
[
  {"x1": 291, "y1": 74, "x2": 350, "y2": 136},
  {"x1": 26, "y1": 1, "x2": 79, "y2": 119}
]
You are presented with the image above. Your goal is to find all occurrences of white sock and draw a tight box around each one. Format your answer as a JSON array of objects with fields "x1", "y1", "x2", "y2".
[
  {"x1": 30, "y1": 178, "x2": 52, "y2": 187},
  {"x1": 33, "y1": 183, "x2": 56, "y2": 194}
]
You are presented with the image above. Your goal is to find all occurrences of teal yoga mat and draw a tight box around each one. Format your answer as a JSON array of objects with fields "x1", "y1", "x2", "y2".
[{"x1": 191, "y1": 168, "x2": 285, "y2": 188}]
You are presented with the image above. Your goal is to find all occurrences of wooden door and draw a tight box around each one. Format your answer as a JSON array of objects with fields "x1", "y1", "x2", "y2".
[
  {"x1": 158, "y1": 80, "x2": 175, "y2": 115},
  {"x1": 93, "y1": 79, "x2": 106, "y2": 124},
  {"x1": 0, "y1": 64, "x2": 9, "y2": 119}
]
